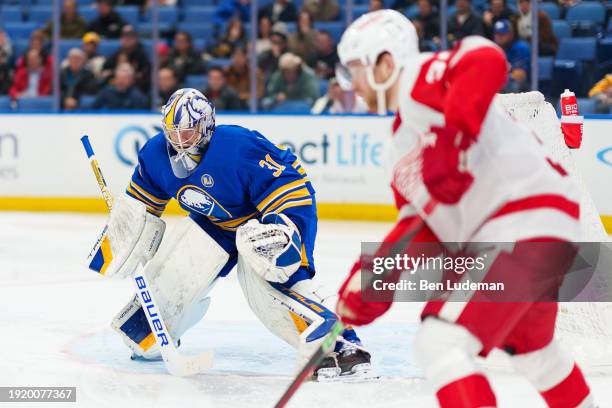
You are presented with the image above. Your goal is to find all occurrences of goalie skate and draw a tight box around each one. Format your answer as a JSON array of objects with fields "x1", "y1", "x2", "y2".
[{"x1": 313, "y1": 346, "x2": 378, "y2": 382}]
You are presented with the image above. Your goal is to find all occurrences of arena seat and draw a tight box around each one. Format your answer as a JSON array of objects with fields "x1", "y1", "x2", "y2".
[
  {"x1": 15, "y1": 96, "x2": 53, "y2": 112},
  {"x1": 115, "y1": 6, "x2": 139, "y2": 26},
  {"x1": 272, "y1": 100, "x2": 313, "y2": 113},
  {"x1": 539, "y1": 2, "x2": 560, "y2": 20},
  {"x1": 182, "y1": 6, "x2": 216, "y2": 23},
  {"x1": 27, "y1": 6, "x2": 51, "y2": 24},
  {"x1": 3, "y1": 22, "x2": 38, "y2": 39},
  {"x1": 552, "y1": 20, "x2": 571, "y2": 40},
  {"x1": 0, "y1": 7, "x2": 23, "y2": 23},
  {"x1": 142, "y1": 7, "x2": 179, "y2": 25}
]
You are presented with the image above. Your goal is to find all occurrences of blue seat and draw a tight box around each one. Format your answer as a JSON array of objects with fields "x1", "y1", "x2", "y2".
[
  {"x1": 143, "y1": 7, "x2": 178, "y2": 24},
  {"x1": 314, "y1": 22, "x2": 345, "y2": 43},
  {"x1": 137, "y1": 22, "x2": 171, "y2": 36},
  {"x1": 552, "y1": 20, "x2": 571, "y2": 40},
  {"x1": 27, "y1": 6, "x2": 51, "y2": 23},
  {"x1": 78, "y1": 7, "x2": 98, "y2": 23},
  {"x1": 557, "y1": 38, "x2": 597, "y2": 62},
  {"x1": 0, "y1": 7, "x2": 23, "y2": 22},
  {"x1": 115, "y1": 6, "x2": 139, "y2": 26},
  {"x1": 16, "y1": 96, "x2": 53, "y2": 112},
  {"x1": 208, "y1": 57, "x2": 231, "y2": 67},
  {"x1": 272, "y1": 100, "x2": 313, "y2": 113},
  {"x1": 59, "y1": 39, "x2": 82, "y2": 59},
  {"x1": 76, "y1": 0, "x2": 95, "y2": 5},
  {"x1": 185, "y1": 74, "x2": 207, "y2": 90},
  {"x1": 566, "y1": 2, "x2": 606, "y2": 25},
  {"x1": 78, "y1": 95, "x2": 96, "y2": 110},
  {"x1": 352, "y1": 5, "x2": 369, "y2": 20},
  {"x1": 597, "y1": 38, "x2": 612, "y2": 63},
  {"x1": 177, "y1": 22, "x2": 214, "y2": 40},
  {"x1": 404, "y1": 4, "x2": 419, "y2": 19},
  {"x1": 576, "y1": 97, "x2": 596, "y2": 114},
  {"x1": 12, "y1": 38, "x2": 29, "y2": 58},
  {"x1": 538, "y1": 57, "x2": 554, "y2": 81},
  {"x1": 181, "y1": 0, "x2": 216, "y2": 6},
  {"x1": 0, "y1": 96, "x2": 12, "y2": 111},
  {"x1": 192, "y1": 38, "x2": 206, "y2": 52},
  {"x1": 181, "y1": 6, "x2": 215, "y2": 23},
  {"x1": 97, "y1": 39, "x2": 120, "y2": 57},
  {"x1": 3, "y1": 22, "x2": 38, "y2": 39},
  {"x1": 552, "y1": 60, "x2": 583, "y2": 96},
  {"x1": 539, "y1": 2, "x2": 560, "y2": 20}
]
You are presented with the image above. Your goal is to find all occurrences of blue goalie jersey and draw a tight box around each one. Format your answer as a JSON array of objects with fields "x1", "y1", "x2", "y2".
[{"x1": 125, "y1": 124, "x2": 317, "y2": 286}]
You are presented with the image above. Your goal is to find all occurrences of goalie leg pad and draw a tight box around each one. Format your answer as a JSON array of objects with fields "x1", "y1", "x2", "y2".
[
  {"x1": 236, "y1": 257, "x2": 337, "y2": 364},
  {"x1": 112, "y1": 216, "x2": 228, "y2": 358}
]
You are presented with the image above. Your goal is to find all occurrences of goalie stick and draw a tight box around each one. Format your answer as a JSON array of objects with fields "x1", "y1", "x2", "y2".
[{"x1": 80, "y1": 135, "x2": 213, "y2": 377}]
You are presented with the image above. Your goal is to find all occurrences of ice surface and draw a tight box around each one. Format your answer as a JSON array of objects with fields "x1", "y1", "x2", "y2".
[{"x1": 0, "y1": 213, "x2": 610, "y2": 407}]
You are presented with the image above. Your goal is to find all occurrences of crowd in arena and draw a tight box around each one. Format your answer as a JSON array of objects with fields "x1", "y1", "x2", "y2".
[{"x1": 0, "y1": 0, "x2": 610, "y2": 113}]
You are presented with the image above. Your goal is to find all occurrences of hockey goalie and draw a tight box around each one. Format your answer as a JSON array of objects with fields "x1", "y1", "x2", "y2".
[
  {"x1": 335, "y1": 10, "x2": 595, "y2": 407},
  {"x1": 85, "y1": 88, "x2": 372, "y2": 380}
]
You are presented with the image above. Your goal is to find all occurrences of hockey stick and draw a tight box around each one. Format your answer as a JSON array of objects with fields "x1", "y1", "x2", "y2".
[
  {"x1": 274, "y1": 320, "x2": 345, "y2": 408},
  {"x1": 80, "y1": 135, "x2": 213, "y2": 376}
]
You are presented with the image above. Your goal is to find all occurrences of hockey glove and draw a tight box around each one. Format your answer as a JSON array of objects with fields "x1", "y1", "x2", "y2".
[{"x1": 422, "y1": 125, "x2": 474, "y2": 204}]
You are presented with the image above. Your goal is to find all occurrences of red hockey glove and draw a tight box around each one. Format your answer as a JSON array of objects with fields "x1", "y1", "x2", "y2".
[
  {"x1": 336, "y1": 260, "x2": 392, "y2": 326},
  {"x1": 422, "y1": 125, "x2": 474, "y2": 204}
]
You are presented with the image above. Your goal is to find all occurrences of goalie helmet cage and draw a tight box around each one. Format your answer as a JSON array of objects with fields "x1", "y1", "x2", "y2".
[{"x1": 496, "y1": 92, "x2": 612, "y2": 369}]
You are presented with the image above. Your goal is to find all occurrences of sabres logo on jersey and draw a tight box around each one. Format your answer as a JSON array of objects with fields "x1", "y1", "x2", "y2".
[{"x1": 177, "y1": 185, "x2": 231, "y2": 219}]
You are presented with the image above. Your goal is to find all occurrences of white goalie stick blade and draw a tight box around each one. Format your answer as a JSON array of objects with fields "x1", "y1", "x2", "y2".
[{"x1": 132, "y1": 263, "x2": 214, "y2": 376}]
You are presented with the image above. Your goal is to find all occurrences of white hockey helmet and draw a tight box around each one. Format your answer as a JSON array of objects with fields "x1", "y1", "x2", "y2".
[
  {"x1": 161, "y1": 88, "x2": 215, "y2": 159},
  {"x1": 337, "y1": 9, "x2": 419, "y2": 113}
]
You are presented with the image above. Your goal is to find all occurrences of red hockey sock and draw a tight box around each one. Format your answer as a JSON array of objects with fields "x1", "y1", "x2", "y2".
[
  {"x1": 540, "y1": 364, "x2": 591, "y2": 408},
  {"x1": 436, "y1": 373, "x2": 497, "y2": 408}
]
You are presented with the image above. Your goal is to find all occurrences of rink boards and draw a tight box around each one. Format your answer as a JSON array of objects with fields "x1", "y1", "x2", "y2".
[{"x1": 0, "y1": 113, "x2": 610, "y2": 231}]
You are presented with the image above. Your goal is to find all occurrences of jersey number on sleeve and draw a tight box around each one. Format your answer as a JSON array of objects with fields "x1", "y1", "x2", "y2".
[{"x1": 259, "y1": 154, "x2": 286, "y2": 177}]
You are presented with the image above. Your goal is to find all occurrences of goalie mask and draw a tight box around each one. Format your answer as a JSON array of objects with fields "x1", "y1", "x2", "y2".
[
  {"x1": 336, "y1": 9, "x2": 419, "y2": 115},
  {"x1": 162, "y1": 88, "x2": 215, "y2": 177}
]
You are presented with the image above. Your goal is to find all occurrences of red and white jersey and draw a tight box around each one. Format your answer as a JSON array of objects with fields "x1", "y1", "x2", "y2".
[{"x1": 388, "y1": 37, "x2": 580, "y2": 242}]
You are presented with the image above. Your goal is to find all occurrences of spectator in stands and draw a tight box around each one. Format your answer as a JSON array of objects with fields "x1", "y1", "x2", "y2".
[
  {"x1": 93, "y1": 63, "x2": 148, "y2": 110},
  {"x1": 0, "y1": 30, "x2": 12, "y2": 95},
  {"x1": 215, "y1": 0, "x2": 251, "y2": 25},
  {"x1": 256, "y1": 15, "x2": 273, "y2": 55},
  {"x1": 168, "y1": 31, "x2": 206, "y2": 82},
  {"x1": 19, "y1": 30, "x2": 50, "y2": 67},
  {"x1": 262, "y1": 52, "x2": 319, "y2": 110},
  {"x1": 61, "y1": 48, "x2": 97, "y2": 110},
  {"x1": 208, "y1": 17, "x2": 247, "y2": 59},
  {"x1": 516, "y1": 0, "x2": 557, "y2": 56},
  {"x1": 302, "y1": 0, "x2": 340, "y2": 21},
  {"x1": 86, "y1": 0, "x2": 126, "y2": 39},
  {"x1": 225, "y1": 46, "x2": 265, "y2": 105},
  {"x1": 369, "y1": 0, "x2": 385, "y2": 12},
  {"x1": 43, "y1": 0, "x2": 87, "y2": 39},
  {"x1": 203, "y1": 66, "x2": 246, "y2": 111},
  {"x1": 288, "y1": 11, "x2": 318, "y2": 67},
  {"x1": 311, "y1": 78, "x2": 369, "y2": 114},
  {"x1": 9, "y1": 49, "x2": 52, "y2": 99},
  {"x1": 101, "y1": 25, "x2": 151, "y2": 91},
  {"x1": 81, "y1": 32, "x2": 106, "y2": 79},
  {"x1": 314, "y1": 30, "x2": 338, "y2": 80},
  {"x1": 483, "y1": 0, "x2": 517, "y2": 39},
  {"x1": 447, "y1": 0, "x2": 484, "y2": 44},
  {"x1": 414, "y1": 0, "x2": 440, "y2": 42},
  {"x1": 258, "y1": 23, "x2": 289, "y2": 81},
  {"x1": 494, "y1": 19, "x2": 530, "y2": 93},
  {"x1": 157, "y1": 67, "x2": 179, "y2": 108},
  {"x1": 588, "y1": 73, "x2": 612, "y2": 114},
  {"x1": 259, "y1": 0, "x2": 297, "y2": 23}
]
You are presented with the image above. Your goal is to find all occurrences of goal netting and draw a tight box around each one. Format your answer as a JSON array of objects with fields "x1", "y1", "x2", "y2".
[{"x1": 496, "y1": 91, "x2": 612, "y2": 369}]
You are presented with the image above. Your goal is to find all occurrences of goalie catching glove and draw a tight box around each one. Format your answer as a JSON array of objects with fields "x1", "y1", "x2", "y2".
[{"x1": 236, "y1": 213, "x2": 302, "y2": 283}]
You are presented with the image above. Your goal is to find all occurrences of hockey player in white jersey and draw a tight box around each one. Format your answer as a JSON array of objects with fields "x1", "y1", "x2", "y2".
[{"x1": 334, "y1": 9, "x2": 594, "y2": 407}]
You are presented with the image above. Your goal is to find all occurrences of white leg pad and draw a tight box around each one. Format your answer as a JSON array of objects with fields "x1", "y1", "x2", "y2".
[{"x1": 414, "y1": 317, "x2": 484, "y2": 390}]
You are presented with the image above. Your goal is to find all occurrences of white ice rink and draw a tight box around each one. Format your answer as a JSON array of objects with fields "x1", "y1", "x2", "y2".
[{"x1": 1, "y1": 212, "x2": 611, "y2": 407}]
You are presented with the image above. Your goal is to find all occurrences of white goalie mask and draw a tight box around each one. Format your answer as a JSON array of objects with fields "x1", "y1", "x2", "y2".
[
  {"x1": 161, "y1": 88, "x2": 215, "y2": 175},
  {"x1": 336, "y1": 9, "x2": 419, "y2": 115}
]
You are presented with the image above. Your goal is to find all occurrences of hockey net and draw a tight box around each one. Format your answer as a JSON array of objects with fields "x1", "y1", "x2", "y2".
[{"x1": 496, "y1": 91, "x2": 612, "y2": 369}]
